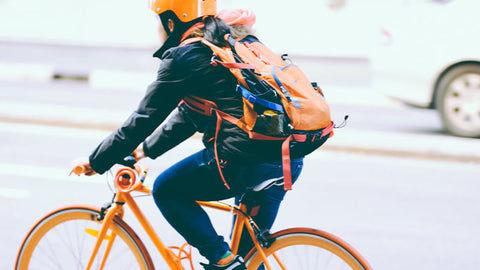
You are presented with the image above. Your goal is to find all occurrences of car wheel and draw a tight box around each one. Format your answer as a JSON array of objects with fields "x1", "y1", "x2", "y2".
[{"x1": 435, "y1": 64, "x2": 480, "y2": 138}]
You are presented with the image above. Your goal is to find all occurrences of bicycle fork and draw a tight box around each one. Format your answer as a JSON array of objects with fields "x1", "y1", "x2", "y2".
[
  {"x1": 85, "y1": 201, "x2": 124, "y2": 270},
  {"x1": 85, "y1": 191, "x2": 186, "y2": 270}
]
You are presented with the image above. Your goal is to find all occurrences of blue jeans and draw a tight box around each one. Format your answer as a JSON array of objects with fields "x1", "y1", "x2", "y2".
[{"x1": 152, "y1": 149, "x2": 303, "y2": 263}]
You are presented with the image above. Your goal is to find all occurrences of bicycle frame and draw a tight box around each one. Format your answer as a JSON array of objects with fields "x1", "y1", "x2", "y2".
[{"x1": 84, "y1": 165, "x2": 272, "y2": 270}]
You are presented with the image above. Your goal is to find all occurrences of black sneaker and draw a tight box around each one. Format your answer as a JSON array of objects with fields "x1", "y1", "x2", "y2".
[{"x1": 201, "y1": 255, "x2": 247, "y2": 270}]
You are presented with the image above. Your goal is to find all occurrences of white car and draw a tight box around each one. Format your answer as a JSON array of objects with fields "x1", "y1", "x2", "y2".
[{"x1": 371, "y1": 0, "x2": 480, "y2": 138}]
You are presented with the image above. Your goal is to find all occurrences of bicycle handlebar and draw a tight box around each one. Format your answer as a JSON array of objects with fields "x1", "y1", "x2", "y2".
[
  {"x1": 70, "y1": 161, "x2": 149, "y2": 194},
  {"x1": 68, "y1": 151, "x2": 152, "y2": 194},
  {"x1": 115, "y1": 164, "x2": 149, "y2": 191}
]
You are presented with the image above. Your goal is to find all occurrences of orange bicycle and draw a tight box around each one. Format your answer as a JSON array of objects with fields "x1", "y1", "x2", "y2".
[{"x1": 15, "y1": 162, "x2": 372, "y2": 270}]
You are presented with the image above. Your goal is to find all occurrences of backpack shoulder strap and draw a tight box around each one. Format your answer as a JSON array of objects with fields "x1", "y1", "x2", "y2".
[
  {"x1": 179, "y1": 37, "x2": 204, "y2": 47},
  {"x1": 200, "y1": 37, "x2": 252, "y2": 87}
]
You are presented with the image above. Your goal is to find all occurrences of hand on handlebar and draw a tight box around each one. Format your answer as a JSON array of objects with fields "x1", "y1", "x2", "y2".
[
  {"x1": 70, "y1": 146, "x2": 145, "y2": 177},
  {"x1": 133, "y1": 145, "x2": 146, "y2": 161},
  {"x1": 69, "y1": 160, "x2": 97, "y2": 176},
  {"x1": 116, "y1": 146, "x2": 146, "y2": 169}
]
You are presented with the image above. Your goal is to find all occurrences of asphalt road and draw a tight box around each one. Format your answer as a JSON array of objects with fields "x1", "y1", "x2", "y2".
[
  {"x1": 2, "y1": 32, "x2": 479, "y2": 270},
  {"x1": 1, "y1": 63, "x2": 479, "y2": 269},
  {"x1": 2, "y1": 113, "x2": 480, "y2": 269}
]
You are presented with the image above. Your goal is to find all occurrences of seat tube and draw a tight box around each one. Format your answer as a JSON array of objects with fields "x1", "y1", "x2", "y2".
[
  {"x1": 230, "y1": 216, "x2": 245, "y2": 255},
  {"x1": 230, "y1": 203, "x2": 248, "y2": 254}
]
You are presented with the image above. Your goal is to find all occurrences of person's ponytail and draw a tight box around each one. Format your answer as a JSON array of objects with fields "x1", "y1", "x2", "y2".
[{"x1": 203, "y1": 16, "x2": 230, "y2": 47}]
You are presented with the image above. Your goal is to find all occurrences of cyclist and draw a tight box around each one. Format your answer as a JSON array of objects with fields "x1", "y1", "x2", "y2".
[{"x1": 74, "y1": 2, "x2": 311, "y2": 269}]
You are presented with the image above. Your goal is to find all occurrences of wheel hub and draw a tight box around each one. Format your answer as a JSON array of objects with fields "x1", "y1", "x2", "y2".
[{"x1": 444, "y1": 73, "x2": 480, "y2": 132}]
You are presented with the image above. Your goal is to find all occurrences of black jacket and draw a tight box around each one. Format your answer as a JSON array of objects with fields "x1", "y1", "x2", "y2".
[{"x1": 89, "y1": 39, "x2": 300, "y2": 174}]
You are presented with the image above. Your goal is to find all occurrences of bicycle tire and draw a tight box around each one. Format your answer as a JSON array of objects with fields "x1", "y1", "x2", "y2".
[
  {"x1": 244, "y1": 227, "x2": 372, "y2": 270},
  {"x1": 15, "y1": 205, "x2": 155, "y2": 270}
]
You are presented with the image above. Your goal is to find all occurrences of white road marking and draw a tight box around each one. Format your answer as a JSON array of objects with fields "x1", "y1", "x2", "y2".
[
  {"x1": 0, "y1": 122, "x2": 205, "y2": 148},
  {"x1": 0, "y1": 121, "x2": 110, "y2": 139},
  {"x1": 0, "y1": 100, "x2": 129, "y2": 126},
  {"x1": 0, "y1": 163, "x2": 105, "y2": 184},
  {"x1": 0, "y1": 187, "x2": 31, "y2": 199}
]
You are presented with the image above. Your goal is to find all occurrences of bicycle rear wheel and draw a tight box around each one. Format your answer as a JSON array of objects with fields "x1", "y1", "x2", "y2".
[
  {"x1": 244, "y1": 228, "x2": 372, "y2": 270},
  {"x1": 15, "y1": 205, "x2": 154, "y2": 270}
]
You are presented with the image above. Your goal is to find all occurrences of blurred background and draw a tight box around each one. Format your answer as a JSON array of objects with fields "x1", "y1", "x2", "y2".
[{"x1": 1, "y1": 0, "x2": 479, "y2": 269}]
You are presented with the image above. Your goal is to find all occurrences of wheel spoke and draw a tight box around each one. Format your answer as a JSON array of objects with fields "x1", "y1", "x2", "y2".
[
  {"x1": 246, "y1": 229, "x2": 371, "y2": 270},
  {"x1": 15, "y1": 207, "x2": 153, "y2": 270}
]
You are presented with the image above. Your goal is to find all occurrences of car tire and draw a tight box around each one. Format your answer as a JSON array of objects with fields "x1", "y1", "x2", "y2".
[{"x1": 435, "y1": 64, "x2": 480, "y2": 138}]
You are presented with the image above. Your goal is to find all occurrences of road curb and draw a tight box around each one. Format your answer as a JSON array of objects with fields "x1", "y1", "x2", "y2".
[
  {"x1": 0, "y1": 63, "x2": 55, "y2": 83},
  {"x1": 0, "y1": 62, "x2": 91, "y2": 83},
  {"x1": 1, "y1": 112, "x2": 479, "y2": 164},
  {"x1": 2, "y1": 68, "x2": 152, "y2": 90},
  {"x1": 325, "y1": 128, "x2": 480, "y2": 164},
  {"x1": 0, "y1": 62, "x2": 154, "y2": 92},
  {"x1": 322, "y1": 144, "x2": 480, "y2": 164}
]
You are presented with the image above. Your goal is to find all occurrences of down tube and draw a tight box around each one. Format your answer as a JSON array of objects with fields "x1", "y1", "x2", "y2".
[{"x1": 123, "y1": 193, "x2": 181, "y2": 269}]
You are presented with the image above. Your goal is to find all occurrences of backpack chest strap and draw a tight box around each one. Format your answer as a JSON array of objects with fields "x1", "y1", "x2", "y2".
[{"x1": 181, "y1": 95, "x2": 218, "y2": 116}]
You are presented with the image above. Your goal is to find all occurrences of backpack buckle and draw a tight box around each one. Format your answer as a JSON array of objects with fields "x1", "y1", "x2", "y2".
[{"x1": 210, "y1": 54, "x2": 219, "y2": 66}]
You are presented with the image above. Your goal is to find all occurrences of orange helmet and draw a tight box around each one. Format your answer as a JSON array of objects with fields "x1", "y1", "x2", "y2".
[{"x1": 148, "y1": 0, "x2": 217, "y2": 22}]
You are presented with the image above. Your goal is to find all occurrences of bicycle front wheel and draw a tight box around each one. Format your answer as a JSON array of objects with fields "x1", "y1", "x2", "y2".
[
  {"x1": 15, "y1": 205, "x2": 154, "y2": 270},
  {"x1": 244, "y1": 227, "x2": 372, "y2": 270}
]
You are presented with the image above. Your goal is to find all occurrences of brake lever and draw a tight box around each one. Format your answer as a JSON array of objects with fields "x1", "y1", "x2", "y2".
[{"x1": 118, "y1": 154, "x2": 136, "y2": 169}]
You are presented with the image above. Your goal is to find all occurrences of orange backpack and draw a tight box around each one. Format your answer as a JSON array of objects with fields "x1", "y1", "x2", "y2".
[{"x1": 182, "y1": 35, "x2": 334, "y2": 190}]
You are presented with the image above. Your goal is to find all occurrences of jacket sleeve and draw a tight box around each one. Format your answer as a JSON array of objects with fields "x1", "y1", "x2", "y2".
[
  {"x1": 142, "y1": 103, "x2": 211, "y2": 159},
  {"x1": 89, "y1": 54, "x2": 194, "y2": 174}
]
